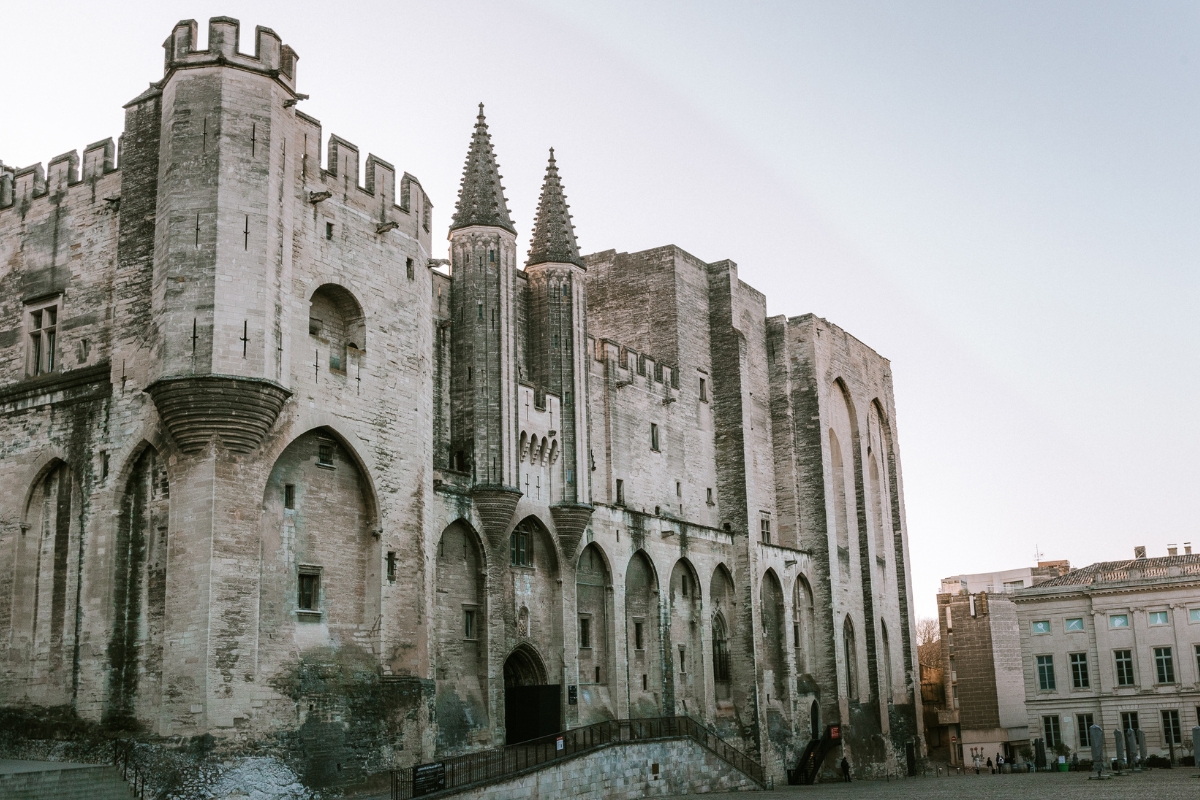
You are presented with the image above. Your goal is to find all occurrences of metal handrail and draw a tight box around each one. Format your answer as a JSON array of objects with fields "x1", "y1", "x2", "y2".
[
  {"x1": 113, "y1": 742, "x2": 148, "y2": 799},
  {"x1": 391, "y1": 715, "x2": 764, "y2": 798}
]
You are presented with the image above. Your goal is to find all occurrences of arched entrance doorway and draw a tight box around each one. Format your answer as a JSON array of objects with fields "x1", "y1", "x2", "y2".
[
  {"x1": 503, "y1": 645, "x2": 560, "y2": 744},
  {"x1": 810, "y1": 699, "x2": 820, "y2": 740}
]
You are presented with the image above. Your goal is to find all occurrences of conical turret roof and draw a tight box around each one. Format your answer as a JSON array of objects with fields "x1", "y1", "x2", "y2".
[
  {"x1": 450, "y1": 104, "x2": 516, "y2": 234},
  {"x1": 526, "y1": 148, "x2": 583, "y2": 268}
]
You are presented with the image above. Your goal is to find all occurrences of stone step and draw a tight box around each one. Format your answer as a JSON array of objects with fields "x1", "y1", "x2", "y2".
[{"x1": 0, "y1": 761, "x2": 135, "y2": 800}]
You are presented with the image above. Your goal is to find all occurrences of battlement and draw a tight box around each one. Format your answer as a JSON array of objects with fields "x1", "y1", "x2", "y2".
[
  {"x1": 590, "y1": 336, "x2": 679, "y2": 389},
  {"x1": 0, "y1": 138, "x2": 118, "y2": 211},
  {"x1": 163, "y1": 17, "x2": 298, "y2": 93}
]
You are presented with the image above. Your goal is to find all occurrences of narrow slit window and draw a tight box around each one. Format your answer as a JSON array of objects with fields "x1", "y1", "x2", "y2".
[
  {"x1": 464, "y1": 609, "x2": 476, "y2": 640},
  {"x1": 699, "y1": 377, "x2": 707, "y2": 402},
  {"x1": 284, "y1": 484, "x2": 295, "y2": 509},
  {"x1": 615, "y1": 479, "x2": 625, "y2": 505},
  {"x1": 406, "y1": 257, "x2": 414, "y2": 280},
  {"x1": 579, "y1": 617, "x2": 591, "y2": 648},
  {"x1": 650, "y1": 423, "x2": 659, "y2": 451},
  {"x1": 634, "y1": 621, "x2": 644, "y2": 650},
  {"x1": 325, "y1": 222, "x2": 334, "y2": 240},
  {"x1": 387, "y1": 551, "x2": 397, "y2": 582}
]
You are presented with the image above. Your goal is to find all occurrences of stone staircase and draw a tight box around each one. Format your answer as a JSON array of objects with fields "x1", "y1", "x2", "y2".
[{"x1": 0, "y1": 760, "x2": 135, "y2": 800}]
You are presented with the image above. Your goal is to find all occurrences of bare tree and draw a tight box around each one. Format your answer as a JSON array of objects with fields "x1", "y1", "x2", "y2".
[{"x1": 916, "y1": 617, "x2": 941, "y2": 669}]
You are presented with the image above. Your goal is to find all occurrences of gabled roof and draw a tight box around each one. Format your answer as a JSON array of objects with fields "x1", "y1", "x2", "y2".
[
  {"x1": 526, "y1": 148, "x2": 583, "y2": 268},
  {"x1": 449, "y1": 104, "x2": 516, "y2": 234}
]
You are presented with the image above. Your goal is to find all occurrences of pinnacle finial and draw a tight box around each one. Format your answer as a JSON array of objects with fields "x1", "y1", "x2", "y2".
[
  {"x1": 450, "y1": 104, "x2": 516, "y2": 234},
  {"x1": 527, "y1": 148, "x2": 583, "y2": 268}
]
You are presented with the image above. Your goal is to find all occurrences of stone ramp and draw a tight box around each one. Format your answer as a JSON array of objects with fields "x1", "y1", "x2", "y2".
[{"x1": 0, "y1": 760, "x2": 135, "y2": 800}]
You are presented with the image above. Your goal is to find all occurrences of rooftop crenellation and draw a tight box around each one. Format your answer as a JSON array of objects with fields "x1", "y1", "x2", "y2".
[{"x1": 163, "y1": 17, "x2": 298, "y2": 92}]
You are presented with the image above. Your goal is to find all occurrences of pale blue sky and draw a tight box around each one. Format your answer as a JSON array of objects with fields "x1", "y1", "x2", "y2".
[{"x1": 6, "y1": 2, "x2": 1197, "y2": 619}]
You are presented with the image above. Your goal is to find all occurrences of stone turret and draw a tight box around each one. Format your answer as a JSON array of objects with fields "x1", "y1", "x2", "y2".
[
  {"x1": 143, "y1": 17, "x2": 297, "y2": 453},
  {"x1": 525, "y1": 149, "x2": 592, "y2": 558},
  {"x1": 449, "y1": 105, "x2": 522, "y2": 546}
]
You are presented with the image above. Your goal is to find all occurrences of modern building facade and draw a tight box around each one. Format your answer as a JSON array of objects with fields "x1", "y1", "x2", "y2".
[
  {"x1": 1013, "y1": 547, "x2": 1200, "y2": 760},
  {"x1": 0, "y1": 17, "x2": 922, "y2": 786}
]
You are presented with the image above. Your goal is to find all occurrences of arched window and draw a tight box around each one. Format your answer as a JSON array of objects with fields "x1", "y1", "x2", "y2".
[
  {"x1": 843, "y1": 616, "x2": 859, "y2": 701},
  {"x1": 869, "y1": 455, "x2": 886, "y2": 562},
  {"x1": 829, "y1": 430, "x2": 850, "y2": 555},
  {"x1": 712, "y1": 613, "x2": 730, "y2": 684},
  {"x1": 309, "y1": 284, "x2": 365, "y2": 373}
]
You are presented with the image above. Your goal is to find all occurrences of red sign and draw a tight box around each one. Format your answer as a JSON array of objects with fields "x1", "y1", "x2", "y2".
[
  {"x1": 830, "y1": 725, "x2": 840, "y2": 740},
  {"x1": 951, "y1": 736, "x2": 957, "y2": 742}
]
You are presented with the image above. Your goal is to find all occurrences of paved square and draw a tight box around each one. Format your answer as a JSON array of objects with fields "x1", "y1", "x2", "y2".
[{"x1": 678, "y1": 768, "x2": 1200, "y2": 799}]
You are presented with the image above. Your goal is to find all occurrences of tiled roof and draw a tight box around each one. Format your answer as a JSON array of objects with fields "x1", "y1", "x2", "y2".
[{"x1": 1033, "y1": 554, "x2": 1200, "y2": 587}]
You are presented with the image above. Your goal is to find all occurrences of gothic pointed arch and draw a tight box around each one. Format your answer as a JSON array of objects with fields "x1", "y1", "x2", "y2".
[
  {"x1": 105, "y1": 444, "x2": 169, "y2": 727},
  {"x1": 760, "y1": 569, "x2": 787, "y2": 706},
  {"x1": 709, "y1": 563, "x2": 736, "y2": 705},
  {"x1": 668, "y1": 558, "x2": 703, "y2": 714},
  {"x1": 576, "y1": 543, "x2": 614, "y2": 696},
  {"x1": 793, "y1": 574, "x2": 817, "y2": 679},
  {"x1": 434, "y1": 519, "x2": 489, "y2": 751},
  {"x1": 625, "y1": 550, "x2": 661, "y2": 718}
]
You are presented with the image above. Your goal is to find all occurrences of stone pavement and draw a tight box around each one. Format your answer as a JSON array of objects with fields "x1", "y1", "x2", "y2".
[{"x1": 677, "y1": 768, "x2": 1200, "y2": 799}]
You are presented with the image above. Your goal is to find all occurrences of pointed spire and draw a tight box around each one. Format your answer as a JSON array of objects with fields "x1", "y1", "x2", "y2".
[
  {"x1": 450, "y1": 104, "x2": 516, "y2": 234},
  {"x1": 526, "y1": 148, "x2": 583, "y2": 268}
]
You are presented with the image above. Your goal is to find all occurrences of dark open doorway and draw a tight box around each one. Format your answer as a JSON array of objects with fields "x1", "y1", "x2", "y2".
[
  {"x1": 504, "y1": 645, "x2": 560, "y2": 744},
  {"x1": 810, "y1": 700, "x2": 820, "y2": 740}
]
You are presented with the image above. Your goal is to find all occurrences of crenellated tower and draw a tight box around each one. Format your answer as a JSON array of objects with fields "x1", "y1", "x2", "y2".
[
  {"x1": 448, "y1": 106, "x2": 523, "y2": 544},
  {"x1": 145, "y1": 17, "x2": 298, "y2": 450},
  {"x1": 524, "y1": 150, "x2": 593, "y2": 558}
]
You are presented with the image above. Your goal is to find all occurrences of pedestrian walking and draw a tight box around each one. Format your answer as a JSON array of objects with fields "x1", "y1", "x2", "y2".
[
  {"x1": 987, "y1": 757, "x2": 993, "y2": 774},
  {"x1": 841, "y1": 756, "x2": 851, "y2": 782},
  {"x1": 998, "y1": 754, "x2": 1005, "y2": 773}
]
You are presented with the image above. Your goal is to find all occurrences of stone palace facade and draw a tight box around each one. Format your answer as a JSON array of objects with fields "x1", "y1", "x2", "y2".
[{"x1": 0, "y1": 17, "x2": 921, "y2": 784}]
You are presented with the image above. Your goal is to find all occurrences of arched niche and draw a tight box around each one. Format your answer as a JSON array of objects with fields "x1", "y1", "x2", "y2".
[
  {"x1": 827, "y1": 380, "x2": 860, "y2": 579},
  {"x1": 760, "y1": 569, "x2": 787, "y2": 707},
  {"x1": 9, "y1": 459, "x2": 78, "y2": 706},
  {"x1": 843, "y1": 615, "x2": 860, "y2": 702},
  {"x1": 503, "y1": 643, "x2": 558, "y2": 744},
  {"x1": 308, "y1": 283, "x2": 366, "y2": 374},
  {"x1": 881, "y1": 621, "x2": 894, "y2": 703},
  {"x1": 793, "y1": 574, "x2": 817, "y2": 679},
  {"x1": 105, "y1": 445, "x2": 169, "y2": 727},
  {"x1": 576, "y1": 543, "x2": 613, "y2": 688},
  {"x1": 709, "y1": 564, "x2": 736, "y2": 705},
  {"x1": 625, "y1": 550, "x2": 661, "y2": 718},
  {"x1": 668, "y1": 558, "x2": 703, "y2": 714},
  {"x1": 258, "y1": 427, "x2": 378, "y2": 659},
  {"x1": 434, "y1": 520, "x2": 489, "y2": 751}
]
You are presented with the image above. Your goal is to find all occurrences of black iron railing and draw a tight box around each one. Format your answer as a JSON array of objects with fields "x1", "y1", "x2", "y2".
[
  {"x1": 113, "y1": 742, "x2": 148, "y2": 798},
  {"x1": 391, "y1": 715, "x2": 763, "y2": 799}
]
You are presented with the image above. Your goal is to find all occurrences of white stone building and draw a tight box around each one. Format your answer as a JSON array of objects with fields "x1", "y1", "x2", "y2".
[{"x1": 1013, "y1": 548, "x2": 1200, "y2": 760}]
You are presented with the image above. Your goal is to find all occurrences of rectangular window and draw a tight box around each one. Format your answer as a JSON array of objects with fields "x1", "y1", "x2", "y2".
[
  {"x1": 1069, "y1": 652, "x2": 1090, "y2": 689},
  {"x1": 1120, "y1": 711, "x2": 1139, "y2": 731},
  {"x1": 1077, "y1": 714, "x2": 1095, "y2": 747},
  {"x1": 298, "y1": 570, "x2": 320, "y2": 611},
  {"x1": 760, "y1": 515, "x2": 771, "y2": 544},
  {"x1": 650, "y1": 423, "x2": 660, "y2": 451},
  {"x1": 406, "y1": 257, "x2": 414, "y2": 280},
  {"x1": 1155, "y1": 646, "x2": 1176, "y2": 683},
  {"x1": 1110, "y1": 614, "x2": 1130, "y2": 629},
  {"x1": 1065, "y1": 617, "x2": 1085, "y2": 632},
  {"x1": 676, "y1": 481, "x2": 682, "y2": 497},
  {"x1": 464, "y1": 609, "x2": 476, "y2": 640},
  {"x1": 634, "y1": 622, "x2": 644, "y2": 650},
  {"x1": 510, "y1": 529, "x2": 532, "y2": 567},
  {"x1": 616, "y1": 479, "x2": 625, "y2": 505},
  {"x1": 579, "y1": 617, "x2": 591, "y2": 649},
  {"x1": 794, "y1": 622, "x2": 801, "y2": 648},
  {"x1": 325, "y1": 222, "x2": 334, "y2": 240},
  {"x1": 1032, "y1": 620, "x2": 1051, "y2": 635},
  {"x1": 317, "y1": 442, "x2": 335, "y2": 467},
  {"x1": 642, "y1": 674, "x2": 648, "y2": 691},
  {"x1": 595, "y1": 666, "x2": 601, "y2": 683},
  {"x1": 1190, "y1": 608, "x2": 1200, "y2": 623},
  {"x1": 1163, "y1": 710, "x2": 1182, "y2": 745},
  {"x1": 284, "y1": 484, "x2": 295, "y2": 509},
  {"x1": 1043, "y1": 715, "x2": 1061, "y2": 749},
  {"x1": 27, "y1": 301, "x2": 59, "y2": 376},
  {"x1": 1195, "y1": 644, "x2": 1200, "y2": 679},
  {"x1": 679, "y1": 645, "x2": 687, "y2": 673},
  {"x1": 1003, "y1": 579, "x2": 1025, "y2": 592},
  {"x1": 1114, "y1": 650, "x2": 1135, "y2": 686},
  {"x1": 699, "y1": 377, "x2": 708, "y2": 402},
  {"x1": 707, "y1": 487, "x2": 714, "y2": 505},
  {"x1": 1036, "y1": 654, "x2": 1056, "y2": 691},
  {"x1": 1150, "y1": 610, "x2": 1169, "y2": 626},
  {"x1": 386, "y1": 551, "x2": 396, "y2": 582}
]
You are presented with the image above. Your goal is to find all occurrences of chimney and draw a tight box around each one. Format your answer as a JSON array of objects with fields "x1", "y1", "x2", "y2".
[
  {"x1": 1168, "y1": 544, "x2": 1178, "y2": 557},
  {"x1": 1186, "y1": 543, "x2": 1193, "y2": 555},
  {"x1": 1134, "y1": 546, "x2": 1146, "y2": 559}
]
